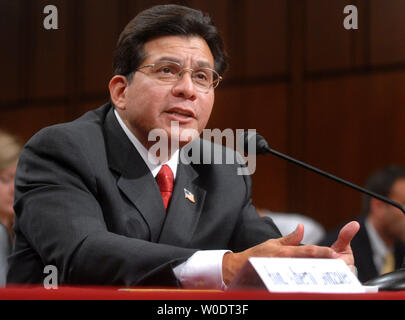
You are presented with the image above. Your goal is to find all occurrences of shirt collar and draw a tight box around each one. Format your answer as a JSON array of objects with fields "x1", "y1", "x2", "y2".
[
  {"x1": 365, "y1": 217, "x2": 391, "y2": 270},
  {"x1": 114, "y1": 109, "x2": 179, "y2": 178}
]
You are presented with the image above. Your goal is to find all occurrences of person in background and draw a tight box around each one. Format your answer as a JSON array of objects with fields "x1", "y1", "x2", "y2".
[
  {"x1": 0, "y1": 130, "x2": 22, "y2": 286},
  {"x1": 318, "y1": 166, "x2": 405, "y2": 283}
]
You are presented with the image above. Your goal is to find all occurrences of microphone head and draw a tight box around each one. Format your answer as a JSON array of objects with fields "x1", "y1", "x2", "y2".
[{"x1": 241, "y1": 131, "x2": 270, "y2": 155}]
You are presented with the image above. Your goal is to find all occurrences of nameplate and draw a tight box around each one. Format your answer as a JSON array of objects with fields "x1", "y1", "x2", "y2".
[{"x1": 229, "y1": 257, "x2": 377, "y2": 293}]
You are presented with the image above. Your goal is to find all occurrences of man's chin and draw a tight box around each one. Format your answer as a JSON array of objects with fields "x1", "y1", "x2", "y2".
[
  {"x1": 172, "y1": 130, "x2": 200, "y2": 149},
  {"x1": 167, "y1": 125, "x2": 200, "y2": 145},
  {"x1": 146, "y1": 127, "x2": 199, "y2": 159}
]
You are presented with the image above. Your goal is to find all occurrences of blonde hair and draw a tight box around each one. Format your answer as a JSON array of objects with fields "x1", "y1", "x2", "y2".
[{"x1": 0, "y1": 130, "x2": 23, "y2": 170}]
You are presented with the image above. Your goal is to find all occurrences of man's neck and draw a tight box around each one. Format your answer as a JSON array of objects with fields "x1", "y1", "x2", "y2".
[
  {"x1": 368, "y1": 215, "x2": 394, "y2": 249},
  {"x1": 113, "y1": 108, "x2": 179, "y2": 177}
]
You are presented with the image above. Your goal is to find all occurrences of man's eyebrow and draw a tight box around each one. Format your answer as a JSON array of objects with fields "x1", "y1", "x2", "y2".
[
  {"x1": 153, "y1": 56, "x2": 213, "y2": 68},
  {"x1": 195, "y1": 60, "x2": 213, "y2": 68},
  {"x1": 154, "y1": 56, "x2": 182, "y2": 64}
]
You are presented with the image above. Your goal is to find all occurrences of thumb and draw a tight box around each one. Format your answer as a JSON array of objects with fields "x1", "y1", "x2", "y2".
[
  {"x1": 331, "y1": 221, "x2": 360, "y2": 252},
  {"x1": 278, "y1": 224, "x2": 304, "y2": 246}
]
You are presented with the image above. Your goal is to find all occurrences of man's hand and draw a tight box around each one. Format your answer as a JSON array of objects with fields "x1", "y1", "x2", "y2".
[
  {"x1": 222, "y1": 221, "x2": 360, "y2": 285},
  {"x1": 330, "y1": 220, "x2": 360, "y2": 268}
]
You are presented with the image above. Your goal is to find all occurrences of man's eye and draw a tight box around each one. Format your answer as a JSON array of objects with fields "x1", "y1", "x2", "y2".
[
  {"x1": 194, "y1": 71, "x2": 209, "y2": 81},
  {"x1": 161, "y1": 67, "x2": 172, "y2": 73},
  {"x1": 156, "y1": 65, "x2": 178, "y2": 74}
]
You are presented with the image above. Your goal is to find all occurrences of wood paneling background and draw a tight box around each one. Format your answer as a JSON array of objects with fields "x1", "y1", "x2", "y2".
[{"x1": 1, "y1": 0, "x2": 405, "y2": 231}]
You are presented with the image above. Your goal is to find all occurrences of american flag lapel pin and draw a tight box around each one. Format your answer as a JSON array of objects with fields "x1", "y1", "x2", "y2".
[{"x1": 184, "y1": 188, "x2": 195, "y2": 203}]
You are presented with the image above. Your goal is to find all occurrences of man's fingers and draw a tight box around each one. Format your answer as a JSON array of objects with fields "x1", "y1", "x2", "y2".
[
  {"x1": 277, "y1": 224, "x2": 337, "y2": 259},
  {"x1": 331, "y1": 221, "x2": 360, "y2": 252},
  {"x1": 277, "y1": 224, "x2": 304, "y2": 246}
]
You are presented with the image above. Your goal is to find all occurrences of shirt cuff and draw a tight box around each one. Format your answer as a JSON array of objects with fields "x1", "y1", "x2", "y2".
[{"x1": 173, "y1": 250, "x2": 231, "y2": 290}]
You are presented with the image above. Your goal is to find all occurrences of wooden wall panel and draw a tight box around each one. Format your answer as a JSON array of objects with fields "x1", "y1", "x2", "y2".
[
  {"x1": 207, "y1": 86, "x2": 245, "y2": 130},
  {"x1": 189, "y1": 0, "x2": 236, "y2": 79},
  {"x1": 244, "y1": 84, "x2": 288, "y2": 211},
  {"x1": 214, "y1": 0, "x2": 245, "y2": 81},
  {"x1": 208, "y1": 83, "x2": 288, "y2": 212},
  {"x1": 75, "y1": 99, "x2": 112, "y2": 119},
  {"x1": 190, "y1": 0, "x2": 230, "y2": 39},
  {"x1": 81, "y1": 0, "x2": 121, "y2": 95},
  {"x1": 0, "y1": 0, "x2": 23, "y2": 103},
  {"x1": 305, "y1": 76, "x2": 370, "y2": 229},
  {"x1": 305, "y1": 71, "x2": 405, "y2": 230},
  {"x1": 389, "y1": 72, "x2": 405, "y2": 159},
  {"x1": 211, "y1": 84, "x2": 288, "y2": 149},
  {"x1": 29, "y1": 0, "x2": 68, "y2": 99},
  {"x1": 128, "y1": 0, "x2": 183, "y2": 13},
  {"x1": 0, "y1": 105, "x2": 68, "y2": 142},
  {"x1": 351, "y1": 0, "x2": 369, "y2": 68},
  {"x1": 244, "y1": 0, "x2": 287, "y2": 78},
  {"x1": 370, "y1": 0, "x2": 405, "y2": 66},
  {"x1": 195, "y1": 0, "x2": 288, "y2": 80},
  {"x1": 305, "y1": 0, "x2": 354, "y2": 72}
]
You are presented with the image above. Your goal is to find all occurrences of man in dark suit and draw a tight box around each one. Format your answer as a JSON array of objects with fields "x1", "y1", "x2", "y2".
[
  {"x1": 318, "y1": 166, "x2": 405, "y2": 283},
  {"x1": 7, "y1": 4, "x2": 359, "y2": 288}
]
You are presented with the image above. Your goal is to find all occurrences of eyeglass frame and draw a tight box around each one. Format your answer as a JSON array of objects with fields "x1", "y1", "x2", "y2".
[{"x1": 134, "y1": 60, "x2": 223, "y2": 91}]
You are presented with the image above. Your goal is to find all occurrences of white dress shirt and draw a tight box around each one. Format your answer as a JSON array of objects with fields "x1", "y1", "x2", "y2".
[
  {"x1": 365, "y1": 218, "x2": 391, "y2": 273},
  {"x1": 114, "y1": 109, "x2": 229, "y2": 289}
]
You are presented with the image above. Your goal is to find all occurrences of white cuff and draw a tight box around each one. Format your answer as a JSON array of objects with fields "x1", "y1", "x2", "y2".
[{"x1": 173, "y1": 250, "x2": 231, "y2": 290}]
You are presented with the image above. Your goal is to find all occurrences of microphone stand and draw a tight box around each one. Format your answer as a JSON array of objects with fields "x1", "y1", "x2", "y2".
[
  {"x1": 249, "y1": 133, "x2": 405, "y2": 290},
  {"x1": 264, "y1": 145, "x2": 405, "y2": 214}
]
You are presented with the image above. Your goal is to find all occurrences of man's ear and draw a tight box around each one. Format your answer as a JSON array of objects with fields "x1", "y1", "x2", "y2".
[{"x1": 109, "y1": 75, "x2": 128, "y2": 110}]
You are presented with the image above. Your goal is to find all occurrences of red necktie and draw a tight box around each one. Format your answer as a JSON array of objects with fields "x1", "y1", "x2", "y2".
[{"x1": 156, "y1": 165, "x2": 174, "y2": 210}]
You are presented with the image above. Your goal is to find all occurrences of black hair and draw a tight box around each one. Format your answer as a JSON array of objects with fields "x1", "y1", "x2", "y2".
[
  {"x1": 363, "y1": 165, "x2": 405, "y2": 214},
  {"x1": 113, "y1": 4, "x2": 227, "y2": 82}
]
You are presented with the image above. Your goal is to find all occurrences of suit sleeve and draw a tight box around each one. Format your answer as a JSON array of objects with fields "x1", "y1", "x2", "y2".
[{"x1": 12, "y1": 126, "x2": 196, "y2": 286}]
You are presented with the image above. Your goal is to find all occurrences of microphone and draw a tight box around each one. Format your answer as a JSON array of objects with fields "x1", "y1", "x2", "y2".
[
  {"x1": 242, "y1": 131, "x2": 405, "y2": 291},
  {"x1": 242, "y1": 131, "x2": 405, "y2": 214}
]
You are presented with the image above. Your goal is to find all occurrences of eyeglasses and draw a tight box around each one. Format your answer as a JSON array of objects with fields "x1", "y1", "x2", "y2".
[{"x1": 136, "y1": 60, "x2": 222, "y2": 92}]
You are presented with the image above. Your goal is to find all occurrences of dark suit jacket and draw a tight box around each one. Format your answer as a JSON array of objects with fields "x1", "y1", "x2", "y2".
[
  {"x1": 7, "y1": 103, "x2": 281, "y2": 287},
  {"x1": 318, "y1": 216, "x2": 405, "y2": 283}
]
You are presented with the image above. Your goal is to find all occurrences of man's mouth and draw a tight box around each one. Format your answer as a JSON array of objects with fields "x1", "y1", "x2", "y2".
[{"x1": 165, "y1": 107, "x2": 196, "y2": 122}]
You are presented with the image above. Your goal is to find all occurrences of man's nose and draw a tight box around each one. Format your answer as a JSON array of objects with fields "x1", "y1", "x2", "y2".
[{"x1": 171, "y1": 71, "x2": 197, "y2": 101}]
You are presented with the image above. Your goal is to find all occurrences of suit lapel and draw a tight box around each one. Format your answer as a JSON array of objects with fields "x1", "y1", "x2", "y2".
[
  {"x1": 158, "y1": 160, "x2": 206, "y2": 247},
  {"x1": 116, "y1": 173, "x2": 165, "y2": 242},
  {"x1": 104, "y1": 107, "x2": 166, "y2": 242}
]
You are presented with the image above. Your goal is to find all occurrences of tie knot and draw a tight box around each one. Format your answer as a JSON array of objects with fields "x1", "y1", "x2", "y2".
[{"x1": 156, "y1": 165, "x2": 174, "y2": 192}]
